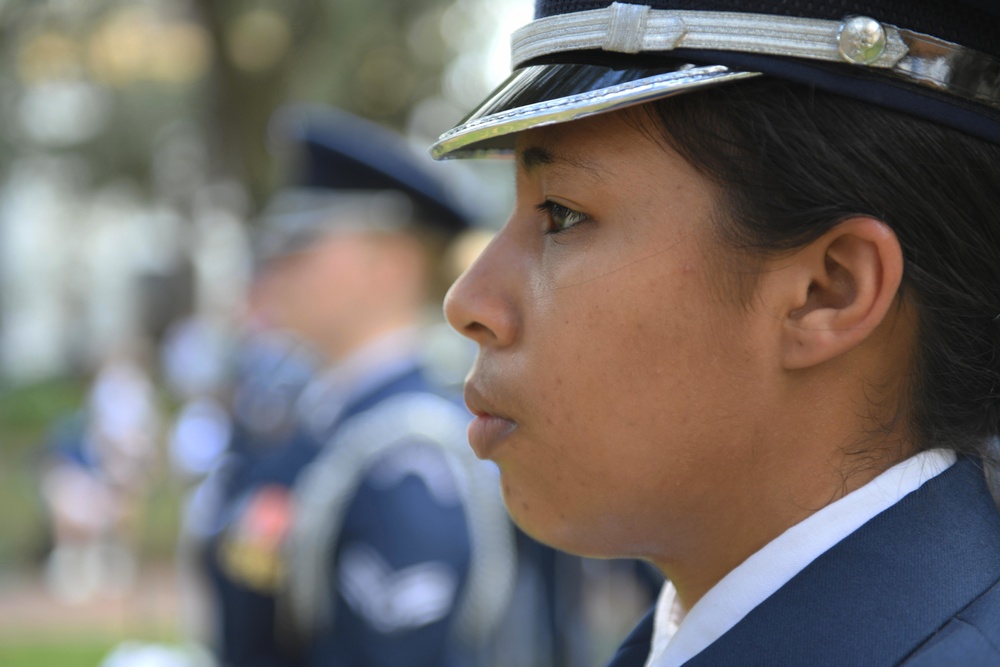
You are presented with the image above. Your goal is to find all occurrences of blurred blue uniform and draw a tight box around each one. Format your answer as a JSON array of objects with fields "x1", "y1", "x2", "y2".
[
  {"x1": 201, "y1": 332, "x2": 318, "y2": 667},
  {"x1": 285, "y1": 334, "x2": 513, "y2": 667}
]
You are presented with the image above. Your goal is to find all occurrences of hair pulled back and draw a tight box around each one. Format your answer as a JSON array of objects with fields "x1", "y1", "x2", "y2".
[{"x1": 646, "y1": 79, "x2": 1000, "y2": 461}]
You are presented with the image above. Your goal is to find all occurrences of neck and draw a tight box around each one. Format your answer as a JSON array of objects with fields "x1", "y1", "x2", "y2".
[
  {"x1": 657, "y1": 295, "x2": 919, "y2": 611},
  {"x1": 657, "y1": 381, "x2": 913, "y2": 611}
]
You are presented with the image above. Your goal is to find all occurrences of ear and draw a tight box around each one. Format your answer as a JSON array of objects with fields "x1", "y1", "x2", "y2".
[{"x1": 775, "y1": 217, "x2": 904, "y2": 370}]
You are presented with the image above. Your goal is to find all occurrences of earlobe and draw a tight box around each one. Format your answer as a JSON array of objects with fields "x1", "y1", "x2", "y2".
[{"x1": 779, "y1": 217, "x2": 904, "y2": 370}]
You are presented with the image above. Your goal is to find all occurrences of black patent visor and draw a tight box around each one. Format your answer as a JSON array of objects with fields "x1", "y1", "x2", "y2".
[{"x1": 431, "y1": 61, "x2": 759, "y2": 160}]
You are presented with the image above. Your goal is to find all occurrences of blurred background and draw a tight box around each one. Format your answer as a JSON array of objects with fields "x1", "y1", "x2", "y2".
[{"x1": 0, "y1": 1, "x2": 657, "y2": 665}]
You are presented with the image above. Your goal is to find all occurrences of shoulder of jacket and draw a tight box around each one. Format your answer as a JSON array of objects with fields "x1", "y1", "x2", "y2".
[{"x1": 905, "y1": 578, "x2": 1000, "y2": 665}]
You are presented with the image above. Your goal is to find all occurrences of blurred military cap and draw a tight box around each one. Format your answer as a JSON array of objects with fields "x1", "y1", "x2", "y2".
[{"x1": 259, "y1": 106, "x2": 472, "y2": 262}]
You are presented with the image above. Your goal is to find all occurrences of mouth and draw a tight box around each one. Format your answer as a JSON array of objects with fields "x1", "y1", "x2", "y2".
[{"x1": 464, "y1": 381, "x2": 517, "y2": 459}]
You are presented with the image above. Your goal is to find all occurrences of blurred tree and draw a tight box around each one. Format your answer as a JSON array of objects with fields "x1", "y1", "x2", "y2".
[
  {"x1": 191, "y1": 0, "x2": 462, "y2": 209},
  {"x1": 0, "y1": 0, "x2": 469, "y2": 209},
  {"x1": 0, "y1": 0, "x2": 510, "y2": 384}
]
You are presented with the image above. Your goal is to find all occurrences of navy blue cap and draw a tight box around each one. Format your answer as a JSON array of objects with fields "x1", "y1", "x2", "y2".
[
  {"x1": 272, "y1": 106, "x2": 473, "y2": 235},
  {"x1": 432, "y1": 0, "x2": 1000, "y2": 158}
]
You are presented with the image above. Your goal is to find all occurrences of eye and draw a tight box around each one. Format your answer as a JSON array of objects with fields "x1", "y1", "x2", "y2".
[{"x1": 536, "y1": 200, "x2": 590, "y2": 235}]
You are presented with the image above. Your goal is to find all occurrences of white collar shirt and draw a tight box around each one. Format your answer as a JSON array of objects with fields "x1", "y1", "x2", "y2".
[{"x1": 644, "y1": 448, "x2": 958, "y2": 667}]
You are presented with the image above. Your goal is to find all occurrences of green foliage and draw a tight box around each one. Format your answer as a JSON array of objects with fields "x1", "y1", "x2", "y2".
[
  {"x1": 135, "y1": 481, "x2": 185, "y2": 561},
  {"x1": 0, "y1": 638, "x2": 116, "y2": 667},
  {"x1": 0, "y1": 466, "x2": 48, "y2": 571},
  {"x1": 0, "y1": 378, "x2": 88, "y2": 453}
]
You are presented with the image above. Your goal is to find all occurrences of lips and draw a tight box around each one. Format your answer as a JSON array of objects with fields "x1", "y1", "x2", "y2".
[{"x1": 464, "y1": 381, "x2": 517, "y2": 459}]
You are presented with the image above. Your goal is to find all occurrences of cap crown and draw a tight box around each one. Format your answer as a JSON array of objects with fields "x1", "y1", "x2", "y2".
[{"x1": 534, "y1": 1, "x2": 1000, "y2": 57}]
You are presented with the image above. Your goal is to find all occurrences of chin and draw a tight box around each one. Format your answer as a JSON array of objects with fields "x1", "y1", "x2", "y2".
[
  {"x1": 500, "y1": 478, "x2": 570, "y2": 548},
  {"x1": 502, "y1": 482, "x2": 626, "y2": 557}
]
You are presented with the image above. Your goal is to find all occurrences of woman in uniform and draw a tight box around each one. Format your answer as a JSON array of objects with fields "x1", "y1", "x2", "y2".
[{"x1": 433, "y1": 1, "x2": 1000, "y2": 665}]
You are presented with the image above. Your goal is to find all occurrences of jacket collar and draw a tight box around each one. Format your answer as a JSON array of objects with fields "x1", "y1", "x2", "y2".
[{"x1": 607, "y1": 457, "x2": 1000, "y2": 667}]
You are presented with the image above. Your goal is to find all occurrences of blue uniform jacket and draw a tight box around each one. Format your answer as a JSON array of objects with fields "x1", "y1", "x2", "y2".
[
  {"x1": 209, "y1": 365, "x2": 477, "y2": 667},
  {"x1": 607, "y1": 456, "x2": 1000, "y2": 667}
]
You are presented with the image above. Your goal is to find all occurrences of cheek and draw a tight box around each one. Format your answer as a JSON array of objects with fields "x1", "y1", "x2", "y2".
[
  {"x1": 504, "y1": 260, "x2": 718, "y2": 552},
  {"x1": 541, "y1": 259, "x2": 708, "y2": 422},
  {"x1": 310, "y1": 255, "x2": 367, "y2": 311}
]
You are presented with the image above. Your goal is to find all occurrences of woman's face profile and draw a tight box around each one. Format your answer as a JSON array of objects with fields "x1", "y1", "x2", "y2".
[{"x1": 445, "y1": 110, "x2": 779, "y2": 562}]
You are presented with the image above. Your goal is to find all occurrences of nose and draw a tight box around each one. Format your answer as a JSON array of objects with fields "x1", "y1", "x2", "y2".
[{"x1": 444, "y1": 230, "x2": 519, "y2": 348}]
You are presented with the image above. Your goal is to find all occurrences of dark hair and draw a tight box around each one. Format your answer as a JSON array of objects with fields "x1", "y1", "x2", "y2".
[{"x1": 642, "y1": 78, "x2": 1000, "y2": 464}]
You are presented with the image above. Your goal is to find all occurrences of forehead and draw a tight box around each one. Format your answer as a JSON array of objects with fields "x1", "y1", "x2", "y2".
[
  {"x1": 512, "y1": 108, "x2": 711, "y2": 203},
  {"x1": 514, "y1": 108, "x2": 672, "y2": 175}
]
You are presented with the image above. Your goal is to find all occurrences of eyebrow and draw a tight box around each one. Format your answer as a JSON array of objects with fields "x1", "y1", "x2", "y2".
[
  {"x1": 518, "y1": 146, "x2": 553, "y2": 171},
  {"x1": 517, "y1": 145, "x2": 606, "y2": 177}
]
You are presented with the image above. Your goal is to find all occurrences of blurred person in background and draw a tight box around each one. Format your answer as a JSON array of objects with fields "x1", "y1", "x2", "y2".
[
  {"x1": 204, "y1": 106, "x2": 515, "y2": 667},
  {"x1": 40, "y1": 341, "x2": 160, "y2": 602}
]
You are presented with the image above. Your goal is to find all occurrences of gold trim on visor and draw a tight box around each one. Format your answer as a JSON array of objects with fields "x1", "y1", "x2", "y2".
[{"x1": 431, "y1": 64, "x2": 758, "y2": 159}]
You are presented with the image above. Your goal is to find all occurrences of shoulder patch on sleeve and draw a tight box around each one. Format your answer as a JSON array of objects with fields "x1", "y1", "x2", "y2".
[
  {"x1": 288, "y1": 392, "x2": 516, "y2": 644},
  {"x1": 337, "y1": 541, "x2": 460, "y2": 633}
]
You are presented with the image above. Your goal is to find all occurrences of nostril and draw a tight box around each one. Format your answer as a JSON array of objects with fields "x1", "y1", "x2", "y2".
[
  {"x1": 463, "y1": 321, "x2": 492, "y2": 338},
  {"x1": 443, "y1": 291, "x2": 470, "y2": 334}
]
